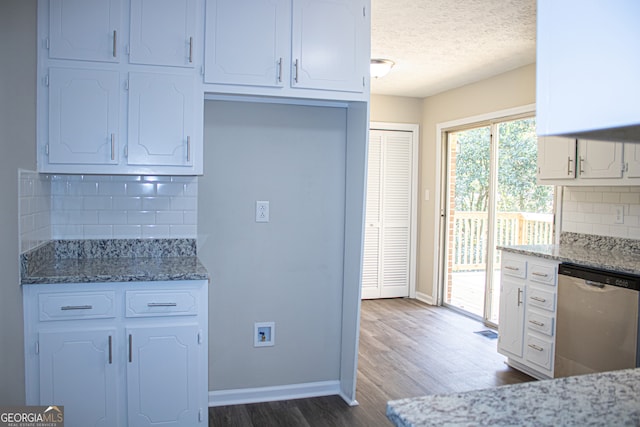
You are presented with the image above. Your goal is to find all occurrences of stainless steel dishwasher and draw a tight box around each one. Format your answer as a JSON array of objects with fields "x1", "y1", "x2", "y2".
[{"x1": 555, "y1": 263, "x2": 640, "y2": 378}]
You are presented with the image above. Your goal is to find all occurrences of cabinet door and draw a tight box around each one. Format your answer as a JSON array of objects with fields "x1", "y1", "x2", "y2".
[
  {"x1": 624, "y1": 144, "x2": 640, "y2": 178},
  {"x1": 129, "y1": 0, "x2": 197, "y2": 67},
  {"x1": 48, "y1": 67, "x2": 120, "y2": 165},
  {"x1": 49, "y1": 0, "x2": 122, "y2": 62},
  {"x1": 204, "y1": 0, "x2": 289, "y2": 86},
  {"x1": 127, "y1": 72, "x2": 195, "y2": 167},
  {"x1": 39, "y1": 329, "x2": 118, "y2": 427},
  {"x1": 537, "y1": 136, "x2": 576, "y2": 180},
  {"x1": 498, "y1": 278, "x2": 525, "y2": 358},
  {"x1": 127, "y1": 325, "x2": 201, "y2": 426},
  {"x1": 577, "y1": 139, "x2": 623, "y2": 179},
  {"x1": 291, "y1": 0, "x2": 366, "y2": 92}
]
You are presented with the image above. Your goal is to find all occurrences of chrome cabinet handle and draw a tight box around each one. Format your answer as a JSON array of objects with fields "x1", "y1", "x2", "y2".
[
  {"x1": 277, "y1": 57, "x2": 283, "y2": 83},
  {"x1": 505, "y1": 266, "x2": 520, "y2": 271},
  {"x1": 147, "y1": 302, "x2": 177, "y2": 307},
  {"x1": 579, "y1": 156, "x2": 585, "y2": 175},
  {"x1": 113, "y1": 30, "x2": 117, "y2": 58},
  {"x1": 528, "y1": 344, "x2": 544, "y2": 352},
  {"x1": 188, "y1": 36, "x2": 193, "y2": 63},
  {"x1": 567, "y1": 157, "x2": 573, "y2": 175},
  {"x1": 531, "y1": 272, "x2": 548, "y2": 277},
  {"x1": 531, "y1": 296, "x2": 547, "y2": 303},
  {"x1": 129, "y1": 334, "x2": 132, "y2": 363},
  {"x1": 111, "y1": 133, "x2": 115, "y2": 161},
  {"x1": 186, "y1": 136, "x2": 191, "y2": 162},
  {"x1": 108, "y1": 335, "x2": 112, "y2": 364},
  {"x1": 61, "y1": 305, "x2": 92, "y2": 311},
  {"x1": 517, "y1": 288, "x2": 523, "y2": 307},
  {"x1": 528, "y1": 320, "x2": 545, "y2": 327},
  {"x1": 294, "y1": 59, "x2": 299, "y2": 83}
]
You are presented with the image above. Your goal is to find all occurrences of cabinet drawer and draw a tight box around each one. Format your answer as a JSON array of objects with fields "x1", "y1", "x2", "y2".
[
  {"x1": 526, "y1": 311, "x2": 554, "y2": 336},
  {"x1": 529, "y1": 263, "x2": 556, "y2": 286},
  {"x1": 525, "y1": 335, "x2": 554, "y2": 370},
  {"x1": 502, "y1": 258, "x2": 526, "y2": 279},
  {"x1": 125, "y1": 290, "x2": 198, "y2": 317},
  {"x1": 39, "y1": 292, "x2": 116, "y2": 321},
  {"x1": 527, "y1": 287, "x2": 555, "y2": 312}
]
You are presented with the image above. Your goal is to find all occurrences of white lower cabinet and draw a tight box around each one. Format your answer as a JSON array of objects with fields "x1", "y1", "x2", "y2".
[
  {"x1": 24, "y1": 281, "x2": 208, "y2": 427},
  {"x1": 498, "y1": 253, "x2": 559, "y2": 379}
]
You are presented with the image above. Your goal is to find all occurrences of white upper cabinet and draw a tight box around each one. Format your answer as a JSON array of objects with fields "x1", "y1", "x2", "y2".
[
  {"x1": 577, "y1": 140, "x2": 623, "y2": 179},
  {"x1": 537, "y1": 136, "x2": 576, "y2": 180},
  {"x1": 204, "y1": 0, "x2": 289, "y2": 87},
  {"x1": 624, "y1": 144, "x2": 640, "y2": 178},
  {"x1": 203, "y1": 0, "x2": 370, "y2": 100},
  {"x1": 127, "y1": 72, "x2": 196, "y2": 167},
  {"x1": 48, "y1": 0, "x2": 122, "y2": 62},
  {"x1": 291, "y1": 0, "x2": 366, "y2": 92},
  {"x1": 48, "y1": 67, "x2": 120, "y2": 165},
  {"x1": 129, "y1": 0, "x2": 197, "y2": 68},
  {"x1": 537, "y1": 1, "x2": 640, "y2": 142}
]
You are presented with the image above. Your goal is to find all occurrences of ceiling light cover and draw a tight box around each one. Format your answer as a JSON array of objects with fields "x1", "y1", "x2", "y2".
[{"x1": 370, "y1": 59, "x2": 395, "y2": 78}]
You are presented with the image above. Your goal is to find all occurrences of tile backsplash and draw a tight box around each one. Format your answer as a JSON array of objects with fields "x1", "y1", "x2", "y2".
[
  {"x1": 562, "y1": 186, "x2": 640, "y2": 239},
  {"x1": 19, "y1": 171, "x2": 198, "y2": 254}
]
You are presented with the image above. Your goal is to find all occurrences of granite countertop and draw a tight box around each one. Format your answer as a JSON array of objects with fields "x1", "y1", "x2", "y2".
[
  {"x1": 498, "y1": 232, "x2": 640, "y2": 275},
  {"x1": 387, "y1": 368, "x2": 640, "y2": 427},
  {"x1": 21, "y1": 239, "x2": 209, "y2": 285}
]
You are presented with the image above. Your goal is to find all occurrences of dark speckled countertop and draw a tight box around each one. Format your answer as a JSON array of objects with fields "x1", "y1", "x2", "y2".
[
  {"x1": 498, "y1": 232, "x2": 640, "y2": 275},
  {"x1": 21, "y1": 239, "x2": 209, "y2": 285}
]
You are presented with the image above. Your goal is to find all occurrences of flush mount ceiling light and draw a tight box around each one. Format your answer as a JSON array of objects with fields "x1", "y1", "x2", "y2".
[{"x1": 370, "y1": 58, "x2": 395, "y2": 78}]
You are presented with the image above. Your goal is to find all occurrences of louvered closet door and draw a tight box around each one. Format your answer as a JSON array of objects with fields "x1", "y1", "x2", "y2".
[{"x1": 362, "y1": 129, "x2": 413, "y2": 299}]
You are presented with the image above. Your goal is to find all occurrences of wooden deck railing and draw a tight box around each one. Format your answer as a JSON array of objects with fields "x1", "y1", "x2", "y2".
[{"x1": 452, "y1": 211, "x2": 553, "y2": 271}]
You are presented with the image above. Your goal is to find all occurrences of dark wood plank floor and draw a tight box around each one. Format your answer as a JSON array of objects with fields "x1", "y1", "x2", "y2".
[{"x1": 209, "y1": 298, "x2": 534, "y2": 426}]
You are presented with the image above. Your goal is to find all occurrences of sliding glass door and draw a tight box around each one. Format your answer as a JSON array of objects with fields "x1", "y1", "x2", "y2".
[{"x1": 443, "y1": 116, "x2": 554, "y2": 325}]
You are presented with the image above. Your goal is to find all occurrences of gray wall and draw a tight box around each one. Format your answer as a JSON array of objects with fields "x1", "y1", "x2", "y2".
[
  {"x1": 199, "y1": 100, "x2": 347, "y2": 390},
  {"x1": 0, "y1": 0, "x2": 37, "y2": 404}
]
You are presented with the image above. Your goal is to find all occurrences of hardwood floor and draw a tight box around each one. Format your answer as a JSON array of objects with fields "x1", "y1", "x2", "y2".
[{"x1": 209, "y1": 298, "x2": 534, "y2": 426}]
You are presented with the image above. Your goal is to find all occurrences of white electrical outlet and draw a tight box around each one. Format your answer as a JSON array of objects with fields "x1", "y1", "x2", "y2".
[
  {"x1": 256, "y1": 201, "x2": 269, "y2": 222},
  {"x1": 614, "y1": 205, "x2": 624, "y2": 224},
  {"x1": 254, "y1": 322, "x2": 275, "y2": 347}
]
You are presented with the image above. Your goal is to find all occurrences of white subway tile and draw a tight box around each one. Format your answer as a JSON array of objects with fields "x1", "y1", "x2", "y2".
[
  {"x1": 142, "y1": 197, "x2": 172, "y2": 211},
  {"x1": 602, "y1": 192, "x2": 621, "y2": 203},
  {"x1": 583, "y1": 213, "x2": 602, "y2": 224},
  {"x1": 83, "y1": 225, "x2": 113, "y2": 238},
  {"x1": 113, "y1": 225, "x2": 142, "y2": 238},
  {"x1": 183, "y1": 211, "x2": 197, "y2": 225},
  {"x1": 156, "y1": 211, "x2": 184, "y2": 224},
  {"x1": 585, "y1": 192, "x2": 603, "y2": 203},
  {"x1": 99, "y1": 210, "x2": 127, "y2": 225},
  {"x1": 52, "y1": 224, "x2": 84, "y2": 239},
  {"x1": 577, "y1": 203, "x2": 593, "y2": 213},
  {"x1": 169, "y1": 225, "x2": 197, "y2": 238},
  {"x1": 171, "y1": 196, "x2": 197, "y2": 211},
  {"x1": 127, "y1": 211, "x2": 156, "y2": 225},
  {"x1": 98, "y1": 182, "x2": 127, "y2": 196},
  {"x1": 126, "y1": 182, "x2": 156, "y2": 196},
  {"x1": 84, "y1": 196, "x2": 113, "y2": 210},
  {"x1": 620, "y1": 192, "x2": 640, "y2": 204},
  {"x1": 141, "y1": 225, "x2": 171, "y2": 238},
  {"x1": 184, "y1": 182, "x2": 198, "y2": 197},
  {"x1": 113, "y1": 196, "x2": 142, "y2": 210},
  {"x1": 157, "y1": 183, "x2": 184, "y2": 197}
]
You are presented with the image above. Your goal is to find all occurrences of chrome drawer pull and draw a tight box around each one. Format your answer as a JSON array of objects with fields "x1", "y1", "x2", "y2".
[
  {"x1": 529, "y1": 320, "x2": 545, "y2": 327},
  {"x1": 532, "y1": 272, "x2": 549, "y2": 277},
  {"x1": 528, "y1": 344, "x2": 544, "y2": 352},
  {"x1": 61, "y1": 305, "x2": 93, "y2": 311},
  {"x1": 505, "y1": 266, "x2": 520, "y2": 271},
  {"x1": 517, "y1": 288, "x2": 523, "y2": 306},
  {"x1": 108, "y1": 335, "x2": 112, "y2": 364},
  {"x1": 531, "y1": 296, "x2": 547, "y2": 303},
  {"x1": 129, "y1": 334, "x2": 132, "y2": 363},
  {"x1": 147, "y1": 302, "x2": 178, "y2": 307}
]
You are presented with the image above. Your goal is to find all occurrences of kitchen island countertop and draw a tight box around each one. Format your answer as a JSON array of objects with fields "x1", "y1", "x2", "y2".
[{"x1": 387, "y1": 368, "x2": 640, "y2": 427}]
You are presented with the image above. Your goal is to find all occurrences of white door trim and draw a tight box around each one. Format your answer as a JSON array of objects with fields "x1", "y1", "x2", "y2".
[
  {"x1": 369, "y1": 122, "x2": 419, "y2": 299},
  {"x1": 432, "y1": 104, "x2": 536, "y2": 306}
]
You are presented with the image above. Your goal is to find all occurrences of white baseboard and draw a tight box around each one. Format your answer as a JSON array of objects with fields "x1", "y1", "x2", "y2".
[
  {"x1": 209, "y1": 380, "x2": 341, "y2": 407},
  {"x1": 415, "y1": 291, "x2": 434, "y2": 305}
]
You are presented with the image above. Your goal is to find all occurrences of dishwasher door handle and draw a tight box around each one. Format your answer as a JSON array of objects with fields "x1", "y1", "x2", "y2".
[{"x1": 584, "y1": 280, "x2": 605, "y2": 288}]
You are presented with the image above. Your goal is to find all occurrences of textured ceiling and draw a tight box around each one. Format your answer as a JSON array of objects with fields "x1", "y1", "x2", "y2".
[{"x1": 370, "y1": 0, "x2": 537, "y2": 98}]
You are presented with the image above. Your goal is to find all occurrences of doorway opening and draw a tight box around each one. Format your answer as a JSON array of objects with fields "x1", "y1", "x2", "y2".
[{"x1": 442, "y1": 116, "x2": 555, "y2": 325}]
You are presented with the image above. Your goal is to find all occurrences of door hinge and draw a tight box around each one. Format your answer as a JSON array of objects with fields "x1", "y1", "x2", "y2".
[
  {"x1": 35, "y1": 341, "x2": 39, "y2": 355},
  {"x1": 198, "y1": 408, "x2": 204, "y2": 422}
]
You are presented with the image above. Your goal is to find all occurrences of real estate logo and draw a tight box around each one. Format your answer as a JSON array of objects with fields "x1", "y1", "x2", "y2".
[{"x1": 0, "y1": 405, "x2": 64, "y2": 427}]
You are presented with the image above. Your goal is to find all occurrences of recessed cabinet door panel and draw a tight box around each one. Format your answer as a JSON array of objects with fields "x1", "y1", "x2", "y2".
[
  {"x1": 204, "y1": 0, "x2": 289, "y2": 86},
  {"x1": 291, "y1": 0, "x2": 366, "y2": 92},
  {"x1": 126, "y1": 325, "x2": 200, "y2": 427},
  {"x1": 498, "y1": 278, "x2": 525, "y2": 358},
  {"x1": 127, "y1": 72, "x2": 195, "y2": 166},
  {"x1": 625, "y1": 144, "x2": 640, "y2": 178},
  {"x1": 537, "y1": 136, "x2": 576, "y2": 180},
  {"x1": 48, "y1": 68, "x2": 120, "y2": 165},
  {"x1": 49, "y1": 0, "x2": 122, "y2": 62},
  {"x1": 129, "y1": 0, "x2": 197, "y2": 67},
  {"x1": 39, "y1": 329, "x2": 118, "y2": 427},
  {"x1": 578, "y1": 139, "x2": 624, "y2": 179}
]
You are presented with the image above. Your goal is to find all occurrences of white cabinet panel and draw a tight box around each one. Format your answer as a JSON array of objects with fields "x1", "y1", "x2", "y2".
[
  {"x1": 48, "y1": 67, "x2": 120, "y2": 165},
  {"x1": 291, "y1": 0, "x2": 366, "y2": 92},
  {"x1": 127, "y1": 325, "x2": 201, "y2": 427},
  {"x1": 49, "y1": 0, "x2": 122, "y2": 62},
  {"x1": 130, "y1": 0, "x2": 197, "y2": 67},
  {"x1": 498, "y1": 278, "x2": 525, "y2": 358},
  {"x1": 537, "y1": 136, "x2": 576, "y2": 180},
  {"x1": 127, "y1": 72, "x2": 195, "y2": 167},
  {"x1": 625, "y1": 144, "x2": 640, "y2": 178},
  {"x1": 577, "y1": 139, "x2": 623, "y2": 179},
  {"x1": 204, "y1": 0, "x2": 289, "y2": 87},
  {"x1": 39, "y1": 329, "x2": 118, "y2": 427}
]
